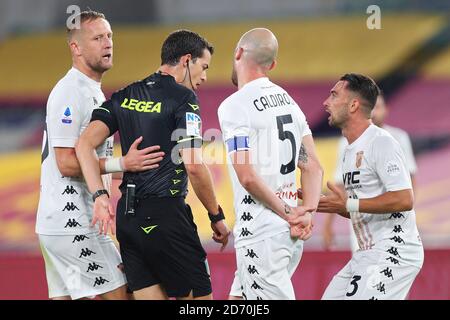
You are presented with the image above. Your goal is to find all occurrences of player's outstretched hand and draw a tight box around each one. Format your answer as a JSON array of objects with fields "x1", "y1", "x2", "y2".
[
  {"x1": 318, "y1": 181, "x2": 347, "y2": 214},
  {"x1": 122, "y1": 136, "x2": 165, "y2": 172},
  {"x1": 211, "y1": 220, "x2": 231, "y2": 252},
  {"x1": 92, "y1": 194, "x2": 116, "y2": 235}
]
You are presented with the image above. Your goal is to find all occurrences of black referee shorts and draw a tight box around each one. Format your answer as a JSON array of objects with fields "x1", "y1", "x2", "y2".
[{"x1": 116, "y1": 196, "x2": 211, "y2": 298}]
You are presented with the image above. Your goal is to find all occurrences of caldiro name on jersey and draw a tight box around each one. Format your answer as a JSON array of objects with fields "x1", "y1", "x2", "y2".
[
  {"x1": 253, "y1": 92, "x2": 295, "y2": 112},
  {"x1": 120, "y1": 98, "x2": 162, "y2": 113},
  {"x1": 61, "y1": 107, "x2": 73, "y2": 124},
  {"x1": 343, "y1": 171, "x2": 362, "y2": 191}
]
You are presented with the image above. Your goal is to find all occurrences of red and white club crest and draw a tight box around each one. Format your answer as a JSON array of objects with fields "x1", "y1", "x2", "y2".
[{"x1": 356, "y1": 151, "x2": 364, "y2": 168}]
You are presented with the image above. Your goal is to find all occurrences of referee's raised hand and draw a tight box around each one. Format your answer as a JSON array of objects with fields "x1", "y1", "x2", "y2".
[
  {"x1": 122, "y1": 136, "x2": 165, "y2": 172},
  {"x1": 92, "y1": 194, "x2": 116, "y2": 235}
]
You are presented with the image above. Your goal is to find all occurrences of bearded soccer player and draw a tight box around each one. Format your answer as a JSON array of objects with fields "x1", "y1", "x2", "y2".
[{"x1": 319, "y1": 73, "x2": 423, "y2": 300}]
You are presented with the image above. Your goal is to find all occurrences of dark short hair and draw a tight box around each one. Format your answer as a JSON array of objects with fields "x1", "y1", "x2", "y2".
[
  {"x1": 161, "y1": 29, "x2": 214, "y2": 66},
  {"x1": 67, "y1": 10, "x2": 106, "y2": 38},
  {"x1": 340, "y1": 73, "x2": 380, "y2": 112}
]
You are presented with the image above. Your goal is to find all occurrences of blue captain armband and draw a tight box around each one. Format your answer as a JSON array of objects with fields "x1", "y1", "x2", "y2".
[{"x1": 226, "y1": 136, "x2": 250, "y2": 153}]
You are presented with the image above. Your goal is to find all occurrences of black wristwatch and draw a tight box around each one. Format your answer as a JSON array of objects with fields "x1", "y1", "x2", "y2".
[
  {"x1": 92, "y1": 189, "x2": 109, "y2": 202},
  {"x1": 208, "y1": 205, "x2": 225, "y2": 223}
]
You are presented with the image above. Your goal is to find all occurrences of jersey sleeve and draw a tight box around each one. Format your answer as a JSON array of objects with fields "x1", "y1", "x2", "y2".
[
  {"x1": 333, "y1": 137, "x2": 348, "y2": 184},
  {"x1": 47, "y1": 86, "x2": 86, "y2": 148},
  {"x1": 218, "y1": 99, "x2": 251, "y2": 154},
  {"x1": 295, "y1": 106, "x2": 312, "y2": 138},
  {"x1": 372, "y1": 135, "x2": 412, "y2": 192},
  {"x1": 398, "y1": 131, "x2": 418, "y2": 174},
  {"x1": 173, "y1": 91, "x2": 203, "y2": 149},
  {"x1": 90, "y1": 91, "x2": 120, "y2": 136}
]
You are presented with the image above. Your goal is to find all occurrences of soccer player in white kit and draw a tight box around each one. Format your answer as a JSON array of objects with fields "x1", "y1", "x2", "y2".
[
  {"x1": 36, "y1": 10, "x2": 163, "y2": 300},
  {"x1": 323, "y1": 93, "x2": 418, "y2": 251},
  {"x1": 218, "y1": 28, "x2": 323, "y2": 300},
  {"x1": 319, "y1": 74, "x2": 424, "y2": 300}
]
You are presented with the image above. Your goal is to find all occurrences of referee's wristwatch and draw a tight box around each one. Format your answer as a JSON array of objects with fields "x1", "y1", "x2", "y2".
[
  {"x1": 208, "y1": 205, "x2": 225, "y2": 223},
  {"x1": 92, "y1": 189, "x2": 109, "y2": 202}
]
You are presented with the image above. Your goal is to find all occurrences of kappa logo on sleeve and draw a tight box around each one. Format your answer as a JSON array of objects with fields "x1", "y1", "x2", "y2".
[
  {"x1": 186, "y1": 112, "x2": 202, "y2": 137},
  {"x1": 61, "y1": 107, "x2": 73, "y2": 124}
]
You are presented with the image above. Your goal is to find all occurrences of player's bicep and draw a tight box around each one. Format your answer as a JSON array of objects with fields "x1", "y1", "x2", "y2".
[{"x1": 297, "y1": 134, "x2": 321, "y2": 171}]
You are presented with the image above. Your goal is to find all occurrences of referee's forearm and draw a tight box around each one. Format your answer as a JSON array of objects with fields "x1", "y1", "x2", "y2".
[{"x1": 187, "y1": 163, "x2": 219, "y2": 214}]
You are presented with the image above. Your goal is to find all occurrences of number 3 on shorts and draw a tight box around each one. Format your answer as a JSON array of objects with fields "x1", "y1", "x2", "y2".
[{"x1": 346, "y1": 275, "x2": 362, "y2": 297}]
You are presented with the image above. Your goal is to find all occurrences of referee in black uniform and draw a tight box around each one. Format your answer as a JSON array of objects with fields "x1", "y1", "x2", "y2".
[{"x1": 76, "y1": 30, "x2": 230, "y2": 300}]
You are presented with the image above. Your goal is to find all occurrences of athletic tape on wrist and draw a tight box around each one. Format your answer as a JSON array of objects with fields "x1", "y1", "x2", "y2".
[
  {"x1": 105, "y1": 157, "x2": 123, "y2": 173},
  {"x1": 346, "y1": 198, "x2": 360, "y2": 213}
]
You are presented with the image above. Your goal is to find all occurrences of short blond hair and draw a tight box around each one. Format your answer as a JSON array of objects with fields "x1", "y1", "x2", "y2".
[{"x1": 67, "y1": 10, "x2": 106, "y2": 40}]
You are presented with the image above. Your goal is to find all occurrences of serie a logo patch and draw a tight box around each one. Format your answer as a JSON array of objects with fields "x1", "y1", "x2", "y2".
[{"x1": 62, "y1": 107, "x2": 72, "y2": 124}]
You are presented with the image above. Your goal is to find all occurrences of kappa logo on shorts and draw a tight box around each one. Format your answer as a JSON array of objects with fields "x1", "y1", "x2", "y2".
[
  {"x1": 241, "y1": 195, "x2": 256, "y2": 205},
  {"x1": 240, "y1": 212, "x2": 253, "y2": 221},
  {"x1": 64, "y1": 218, "x2": 81, "y2": 228},
  {"x1": 62, "y1": 186, "x2": 78, "y2": 195},
  {"x1": 141, "y1": 225, "x2": 158, "y2": 234},
  {"x1": 87, "y1": 262, "x2": 103, "y2": 273},
  {"x1": 93, "y1": 276, "x2": 109, "y2": 287},
  {"x1": 245, "y1": 249, "x2": 259, "y2": 259},
  {"x1": 63, "y1": 202, "x2": 79, "y2": 211},
  {"x1": 380, "y1": 267, "x2": 394, "y2": 280},
  {"x1": 386, "y1": 247, "x2": 401, "y2": 258},
  {"x1": 390, "y1": 236, "x2": 405, "y2": 244},
  {"x1": 239, "y1": 228, "x2": 253, "y2": 237},
  {"x1": 247, "y1": 265, "x2": 259, "y2": 275},
  {"x1": 389, "y1": 212, "x2": 405, "y2": 219},
  {"x1": 250, "y1": 281, "x2": 263, "y2": 290},
  {"x1": 392, "y1": 225, "x2": 404, "y2": 233},
  {"x1": 373, "y1": 282, "x2": 386, "y2": 294},
  {"x1": 79, "y1": 248, "x2": 96, "y2": 258},
  {"x1": 72, "y1": 235, "x2": 89, "y2": 243},
  {"x1": 386, "y1": 256, "x2": 400, "y2": 265}
]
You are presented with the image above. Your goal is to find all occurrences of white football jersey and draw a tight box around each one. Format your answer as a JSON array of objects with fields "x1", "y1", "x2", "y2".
[
  {"x1": 218, "y1": 77, "x2": 311, "y2": 248},
  {"x1": 339, "y1": 125, "x2": 423, "y2": 268},
  {"x1": 36, "y1": 67, "x2": 113, "y2": 235},
  {"x1": 334, "y1": 124, "x2": 417, "y2": 182}
]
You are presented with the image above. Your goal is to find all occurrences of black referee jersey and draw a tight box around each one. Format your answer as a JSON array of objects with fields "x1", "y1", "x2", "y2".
[{"x1": 91, "y1": 72, "x2": 203, "y2": 199}]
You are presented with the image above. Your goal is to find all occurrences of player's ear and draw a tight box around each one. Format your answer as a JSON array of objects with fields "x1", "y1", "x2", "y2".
[
  {"x1": 235, "y1": 47, "x2": 244, "y2": 61},
  {"x1": 349, "y1": 98, "x2": 359, "y2": 113},
  {"x1": 268, "y1": 59, "x2": 277, "y2": 71},
  {"x1": 69, "y1": 39, "x2": 82, "y2": 57}
]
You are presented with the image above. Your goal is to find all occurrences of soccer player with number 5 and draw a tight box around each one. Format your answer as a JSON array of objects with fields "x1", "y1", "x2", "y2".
[{"x1": 218, "y1": 28, "x2": 323, "y2": 300}]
